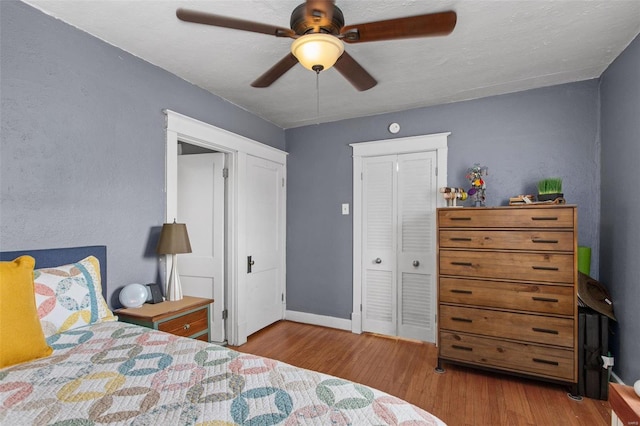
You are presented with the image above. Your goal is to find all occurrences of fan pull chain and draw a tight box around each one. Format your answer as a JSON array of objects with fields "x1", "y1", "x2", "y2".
[{"x1": 315, "y1": 70, "x2": 320, "y2": 123}]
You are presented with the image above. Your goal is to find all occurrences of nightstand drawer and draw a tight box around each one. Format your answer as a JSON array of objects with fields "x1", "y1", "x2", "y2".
[
  {"x1": 439, "y1": 230, "x2": 574, "y2": 251},
  {"x1": 440, "y1": 305, "x2": 574, "y2": 347},
  {"x1": 159, "y1": 308, "x2": 208, "y2": 337},
  {"x1": 439, "y1": 277, "x2": 574, "y2": 315},
  {"x1": 439, "y1": 250, "x2": 574, "y2": 283},
  {"x1": 438, "y1": 207, "x2": 574, "y2": 228},
  {"x1": 440, "y1": 331, "x2": 574, "y2": 381}
]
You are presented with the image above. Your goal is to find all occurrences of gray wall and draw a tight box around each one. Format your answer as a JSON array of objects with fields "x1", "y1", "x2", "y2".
[
  {"x1": 3, "y1": 0, "x2": 636, "y2": 385},
  {"x1": 285, "y1": 81, "x2": 601, "y2": 321},
  {"x1": 0, "y1": 1, "x2": 284, "y2": 307},
  {"x1": 600, "y1": 34, "x2": 640, "y2": 385}
]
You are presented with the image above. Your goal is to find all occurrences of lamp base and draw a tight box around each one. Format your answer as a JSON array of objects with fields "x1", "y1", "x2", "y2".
[{"x1": 166, "y1": 253, "x2": 183, "y2": 301}]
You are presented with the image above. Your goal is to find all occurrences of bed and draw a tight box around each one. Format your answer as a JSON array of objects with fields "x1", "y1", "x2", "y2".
[{"x1": 0, "y1": 246, "x2": 446, "y2": 425}]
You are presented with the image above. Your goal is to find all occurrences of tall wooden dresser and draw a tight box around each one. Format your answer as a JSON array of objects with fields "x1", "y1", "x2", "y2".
[{"x1": 436, "y1": 205, "x2": 578, "y2": 391}]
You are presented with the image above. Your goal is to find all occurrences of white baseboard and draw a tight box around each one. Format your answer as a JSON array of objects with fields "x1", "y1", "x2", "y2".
[{"x1": 285, "y1": 310, "x2": 352, "y2": 331}]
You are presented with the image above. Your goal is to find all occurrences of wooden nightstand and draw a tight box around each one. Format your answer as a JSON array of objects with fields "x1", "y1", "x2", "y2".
[{"x1": 115, "y1": 296, "x2": 213, "y2": 342}]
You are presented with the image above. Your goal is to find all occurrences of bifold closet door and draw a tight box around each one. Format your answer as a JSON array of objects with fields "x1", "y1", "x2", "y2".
[
  {"x1": 362, "y1": 155, "x2": 398, "y2": 336},
  {"x1": 361, "y1": 152, "x2": 437, "y2": 342},
  {"x1": 396, "y1": 152, "x2": 437, "y2": 342}
]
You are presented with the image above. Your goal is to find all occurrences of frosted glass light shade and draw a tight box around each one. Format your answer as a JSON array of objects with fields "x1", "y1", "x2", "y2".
[
  {"x1": 119, "y1": 283, "x2": 149, "y2": 308},
  {"x1": 291, "y1": 33, "x2": 344, "y2": 71}
]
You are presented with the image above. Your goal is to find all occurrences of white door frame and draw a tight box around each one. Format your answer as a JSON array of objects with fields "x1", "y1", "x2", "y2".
[
  {"x1": 164, "y1": 110, "x2": 287, "y2": 345},
  {"x1": 350, "y1": 132, "x2": 449, "y2": 334}
]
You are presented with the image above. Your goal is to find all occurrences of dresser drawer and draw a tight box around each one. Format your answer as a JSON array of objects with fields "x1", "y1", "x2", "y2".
[
  {"x1": 439, "y1": 250, "x2": 574, "y2": 283},
  {"x1": 440, "y1": 277, "x2": 574, "y2": 315},
  {"x1": 158, "y1": 308, "x2": 208, "y2": 338},
  {"x1": 439, "y1": 331, "x2": 574, "y2": 381},
  {"x1": 439, "y1": 230, "x2": 574, "y2": 251},
  {"x1": 439, "y1": 305, "x2": 574, "y2": 347},
  {"x1": 438, "y1": 207, "x2": 574, "y2": 229}
]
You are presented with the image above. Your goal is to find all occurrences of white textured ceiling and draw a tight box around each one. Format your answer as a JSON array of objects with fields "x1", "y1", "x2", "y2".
[{"x1": 24, "y1": 0, "x2": 640, "y2": 129}]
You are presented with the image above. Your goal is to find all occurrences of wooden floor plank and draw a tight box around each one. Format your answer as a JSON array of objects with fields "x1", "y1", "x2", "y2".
[{"x1": 229, "y1": 320, "x2": 610, "y2": 425}]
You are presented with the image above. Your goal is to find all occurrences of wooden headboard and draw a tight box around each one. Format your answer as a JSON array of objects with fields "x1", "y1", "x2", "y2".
[{"x1": 0, "y1": 245, "x2": 107, "y2": 299}]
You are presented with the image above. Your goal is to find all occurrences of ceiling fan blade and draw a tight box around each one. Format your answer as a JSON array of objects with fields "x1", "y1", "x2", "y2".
[
  {"x1": 340, "y1": 11, "x2": 457, "y2": 43},
  {"x1": 305, "y1": 0, "x2": 335, "y2": 28},
  {"x1": 333, "y1": 51, "x2": 376, "y2": 91},
  {"x1": 251, "y1": 53, "x2": 299, "y2": 88},
  {"x1": 176, "y1": 8, "x2": 296, "y2": 38}
]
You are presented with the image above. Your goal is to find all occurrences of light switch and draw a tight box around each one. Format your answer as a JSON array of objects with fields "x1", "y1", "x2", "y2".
[{"x1": 342, "y1": 203, "x2": 349, "y2": 215}]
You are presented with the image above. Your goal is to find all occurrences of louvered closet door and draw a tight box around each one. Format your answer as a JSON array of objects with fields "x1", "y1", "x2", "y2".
[
  {"x1": 362, "y1": 155, "x2": 397, "y2": 336},
  {"x1": 397, "y1": 152, "x2": 437, "y2": 342},
  {"x1": 361, "y1": 152, "x2": 437, "y2": 343}
]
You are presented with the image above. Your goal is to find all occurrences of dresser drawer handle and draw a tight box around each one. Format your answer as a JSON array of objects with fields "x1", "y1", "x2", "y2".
[
  {"x1": 451, "y1": 317, "x2": 472, "y2": 323},
  {"x1": 450, "y1": 237, "x2": 472, "y2": 241},
  {"x1": 450, "y1": 217, "x2": 472, "y2": 221},
  {"x1": 452, "y1": 345, "x2": 473, "y2": 351},
  {"x1": 183, "y1": 323, "x2": 191, "y2": 331},
  {"x1": 531, "y1": 216, "x2": 558, "y2": 221},
  {"x1": 532, "y1": 266, "x2": 559, "y2": 271},
  {"x1": 532, "y1": 327, "x2": 559, "y2": 335},
  {"x1": 451, "y1": 262, "x2": 473, "y2": 267},
  {"x1": 451, "y1": 289, "x2": 473, "y2": 294},
  {"x1": 532, "y1": 296, "x2": 559, "y2": 303},
  {"x1": 532, "y1": 358, "x2": 559, "y2": 366},
  {"x1": 531, "y1": 239, "x2": 559, "y2": 244}
]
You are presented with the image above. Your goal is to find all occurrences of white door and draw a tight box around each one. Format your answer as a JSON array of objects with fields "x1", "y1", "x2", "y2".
[
  {"x1": 361, "y1": 152, "x2": 437, "y2": 342},
  {"x1": 362, "y1": 155, "x2": 397, "y2": 336},
  {"x1": 245, "y1": 154, "x2": 285, "y2": 336},
  {"x1": 177, "y1": 153, "x2": 226, "y2": 343},
  {"x1": 397, "y1": 152, "x2": 437, "y2": 342}
]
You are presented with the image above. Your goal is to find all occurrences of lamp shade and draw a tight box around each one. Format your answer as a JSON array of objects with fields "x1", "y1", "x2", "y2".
[
  {"x1": 157, "y1": 222, "x2": 192, "y2": 254},
  {"x1": 291, "y1": 33, "x2": 344, "y2": 71}
]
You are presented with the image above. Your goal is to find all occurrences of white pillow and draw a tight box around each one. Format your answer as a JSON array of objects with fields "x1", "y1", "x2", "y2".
[{"x1": 34, "y1": 256, "x2": 116, "y2": 337}]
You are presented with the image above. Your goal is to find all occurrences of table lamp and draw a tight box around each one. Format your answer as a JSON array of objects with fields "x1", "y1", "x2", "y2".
[{"x1": 157, "y1": 220, "x2": 192, "y2": 301}]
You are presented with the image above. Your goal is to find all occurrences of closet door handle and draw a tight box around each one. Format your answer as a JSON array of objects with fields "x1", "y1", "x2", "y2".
[
  {"x1": 412, "y1": 260, "x2": 420, "y2": 267},
  {"x1": 375, "y1": 258, "x2": 382, "y2": 264}
]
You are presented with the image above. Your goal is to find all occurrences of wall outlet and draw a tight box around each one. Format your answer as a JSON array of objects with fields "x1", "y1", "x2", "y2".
[{"x1": 342, "y1": 203, "x2": 349, "y2": 215}]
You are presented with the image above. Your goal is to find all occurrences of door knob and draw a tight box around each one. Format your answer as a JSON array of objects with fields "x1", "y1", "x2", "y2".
[
  {"x1": 375, "y1": 258, "x2": 382, "y2": 264},
  {"x1": 413, "y1": 260, "x2": 420, "y2": 267}
]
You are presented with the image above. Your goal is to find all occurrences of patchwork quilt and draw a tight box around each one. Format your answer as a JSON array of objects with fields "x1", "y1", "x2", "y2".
[{"x1": 1, "y1": 322, "x2": 445, "y2": 425}]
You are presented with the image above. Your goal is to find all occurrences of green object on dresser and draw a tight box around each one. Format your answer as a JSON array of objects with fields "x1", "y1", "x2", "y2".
[{"x1": 578, "y1": 246, "x2": 591, "y2": 275}]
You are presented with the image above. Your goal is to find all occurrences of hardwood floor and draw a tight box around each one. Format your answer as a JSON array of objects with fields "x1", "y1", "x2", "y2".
[{"x1": 229, "y1": 320, "x2": 611, "y2": 426}]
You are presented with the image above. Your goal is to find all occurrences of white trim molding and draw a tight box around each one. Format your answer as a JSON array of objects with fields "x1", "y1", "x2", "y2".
[
  {"x1": 350, "y1": 132, "x2": 450, "y2": 335},
  {"x1": 164, "y1": 110, "x2": 287, "y2": 346},
  {"x1": 285, "y1": 310, "x2": 352, "y2": 332}
]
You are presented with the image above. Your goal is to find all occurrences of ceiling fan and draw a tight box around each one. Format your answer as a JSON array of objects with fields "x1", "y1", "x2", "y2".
[{"x1": 176, "y1": 0, "x2": 456, "y2": 91}]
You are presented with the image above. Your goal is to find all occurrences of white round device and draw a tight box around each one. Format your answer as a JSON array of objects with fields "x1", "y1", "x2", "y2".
[{"x1": 119, "y1": 283, "x2": 148, "y2": 308}]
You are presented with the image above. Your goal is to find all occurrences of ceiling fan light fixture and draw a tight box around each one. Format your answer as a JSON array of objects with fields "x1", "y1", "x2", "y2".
[{"x1": 291, "y1": 33, "x2": 344, "y2": 72}]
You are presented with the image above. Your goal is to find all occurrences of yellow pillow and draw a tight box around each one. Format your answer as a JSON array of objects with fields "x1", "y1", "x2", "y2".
[{"x1": 0, "y1": 255, "x2": 53, "y2": 368}]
